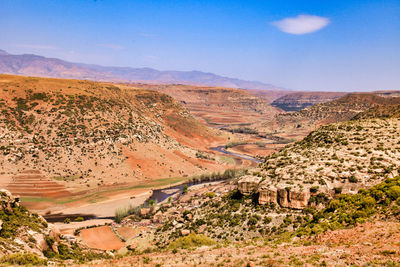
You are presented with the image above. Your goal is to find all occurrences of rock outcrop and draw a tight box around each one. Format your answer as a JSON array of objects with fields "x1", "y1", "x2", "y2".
[
  {"x1": 258, "y1": 186, "x2": 310, "y2": 209},
  {"x1": 238, "y1": 177, "x2": 310, "y2": 209},
  {"x1": 0, "y1": 188, "x2": 19, "y2": 212},
  {"x1": 258, "y1": 186, "x2": 278, "y2": 205},
  {"x1": 277, "y1": 188, "x2": 290, "y2": 207},
  {"x1": 237, "y1": 176, "x2": 262, "y2": 195},
  {"x1": 287, "y1": 190, "x2": 310, "y2": 209}
]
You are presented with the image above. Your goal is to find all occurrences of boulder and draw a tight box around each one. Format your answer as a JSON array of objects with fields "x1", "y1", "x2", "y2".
[
  {"x1": 140, "y1": 208, "x2": 151, "y2": 216},
  {"x1": 48, "y1": 225, "x2": 61, "y2": 242},
  {"x1": 127, "y1": 242, "x2": 137, "y2": 250},
  {"x1": 237, "y1": 176, "x2": 262, "y2": 195},
  {"x1": 198, "y1": 225, "x2": 207, "y2": 233},
  {"x1": 185, "y1": 213, "x2": 193, "y2": 221},
  {"x1": 0, "y1": 189, "x2": 13, "y2": 199},
  {"x1": 152, "y1": 212, "x2": 163, "y2": 223},
  {"x1": 181, "y1": 229, "x2": 190, "y2": 236}
]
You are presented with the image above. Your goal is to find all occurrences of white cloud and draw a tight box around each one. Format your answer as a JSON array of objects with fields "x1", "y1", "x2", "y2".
[
  {"x1": 97, "y1": 43, "x2": 125, "y2": 50},
  {"x1": 272, "y1": 15, "x2": 330, "y2": 35}
]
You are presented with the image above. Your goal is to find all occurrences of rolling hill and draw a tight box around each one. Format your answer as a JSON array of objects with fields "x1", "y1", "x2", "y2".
[{"x1": 0, "y1": 74, "x2": 233, "y2": 197}]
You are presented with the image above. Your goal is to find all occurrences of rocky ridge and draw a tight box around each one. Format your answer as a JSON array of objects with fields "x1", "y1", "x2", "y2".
[
  {"x1": 271, "y1": 91, "x2": 347, "y2": 111},
  {"x1": 260, "y1": 93, "x2": 400, "y2": 136}
]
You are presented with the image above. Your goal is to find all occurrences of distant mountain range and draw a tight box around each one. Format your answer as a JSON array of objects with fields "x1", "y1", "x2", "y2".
[{"x1": 0, "y1": 49, "x2": 282, "y2": 90}]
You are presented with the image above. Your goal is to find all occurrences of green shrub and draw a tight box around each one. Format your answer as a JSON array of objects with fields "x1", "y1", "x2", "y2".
[
  {"x1": 333, "y1": 187, "x2": 342, "y2": 194},
  {"x1": 206, "y1": 192, "x2": 216, "y2": 198},
  {"x1": 182, "y1": 185, "x2": 188, "y2": 194},
  {"x1": 297, "y1": 176, "x2": 400, "y2": 237},
  {"x1": 168, "y1": 234, "x2": 215, "y2": 250},
  {"x1": 348, "y1": 176, "x2": 358, "y2": 183},
  {"x1": 0, "y1": 205, "x2": 47, "y2": 239},
  {"x1": 0, "y1": 253, "x2": 47, "y2": 265},
  {"x1": 387, "y1": 186, "x2": 400, "y2": 200},
  {"x1": 74, "y1": 216, "x2": 84, "y2": 222}
]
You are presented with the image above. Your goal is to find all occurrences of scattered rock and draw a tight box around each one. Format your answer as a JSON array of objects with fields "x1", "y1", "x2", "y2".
[
  {"x1": 140, "y1": 208, "x2": 151, "y2": 216},
  {"x1": 152, "y1": 212, "x2": 163, "y2": 223},
  {"x1": 198, "y1": 225, "x2": 207, "y2": 233},
  {"x1": 117, "y1": 247, "x2": 129, "y2": 256},
  {"x1": 181, "y1": 229, "x2": 190, "y2": 236}
]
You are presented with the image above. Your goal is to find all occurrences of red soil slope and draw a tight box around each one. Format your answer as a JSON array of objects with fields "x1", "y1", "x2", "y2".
[{"x1": 79, "y1": 226, "x2": 124, "y2": 251}]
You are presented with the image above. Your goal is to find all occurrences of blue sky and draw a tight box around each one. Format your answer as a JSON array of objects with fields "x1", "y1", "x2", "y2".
[{"x1": 1, "y1": 0, "x2": 399, "y2": 91}]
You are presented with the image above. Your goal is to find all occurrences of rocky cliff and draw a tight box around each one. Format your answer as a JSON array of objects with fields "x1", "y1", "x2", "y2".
[
  {"x1": 271, "y1": 92, "x2": 347, "y2": 111},
  {"x1": 238, "y1": 176, "x2": 310, "y2": 209}
]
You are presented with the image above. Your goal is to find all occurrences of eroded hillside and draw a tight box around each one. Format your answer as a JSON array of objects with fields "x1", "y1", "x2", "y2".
[
  {"x1": 128, "y1": 83, "x2": 283, "y2": 126},
  {"x1": 0, "y1": 75, "x2": 231, "y2": 194},
  {"x1": 270, "y1": 91, "x2": 347, "y2": 111},
  {"x1": 259, "y1": 93, "x2": 400, "y2": 138},
  {"x1": 247, "y1": 117, "x2": 400, "y2": 210}
]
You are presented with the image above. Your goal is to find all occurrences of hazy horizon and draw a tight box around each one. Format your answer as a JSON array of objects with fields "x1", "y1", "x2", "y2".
[{"x1": 1, "y1": 0, "x2": 400, "y2": 91}]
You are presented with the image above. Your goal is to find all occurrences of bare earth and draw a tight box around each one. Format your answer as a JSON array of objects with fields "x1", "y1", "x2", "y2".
[{"x1": 79, "y1": 226, "x2": 124, "y2": 251}]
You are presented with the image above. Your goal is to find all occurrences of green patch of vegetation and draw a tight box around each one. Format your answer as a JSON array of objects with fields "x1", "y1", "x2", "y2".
[
  {"x1": 196, "y1": 151, "x2": 214, "y2": 160},
  {"x1": 0, "y1": 205, "x2": 47, "y2": 239},
  {"x1": 189, "y1": 169, "x2": 246, "y2": 183},
  {"x1": 168, "y1": 233, "x2": 215, "y2": 250},
  {"x1": 115, "y1": 199, "x2": 157, "y2": 223},
  {"x1": 297, "y1": 176, "x2": 400, "y2": 236},
  {"x1": 20, "y1": 197, "x2": 56, "y2": 203},
  {"x1": 43, "y1": 242, "x2": 109, "y2": 263},
  {"x1": 0, "y1": 253, "x2": 47, "y2": 266},
  {"x1": 219, "y1": 155, "x2": 236, "y2": 165},
  {"x1": 87, "y1": 195, "x2": 107, "y2": 203},
  {"x1": 225, "y1": 141, "x2": 248, "y2": 149},
  {"x1": 130, "y1": 177, "x2": 185, "y2": 189},
  {"x1": 54, "y1": 175, "x2": 80, "y2": 181},
  {"x1": 74, "y1": 216, "x2": 84, "y2": 222},
  {"x1": 227, "y1": 127, "x2": 258, "y2": 135}
]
